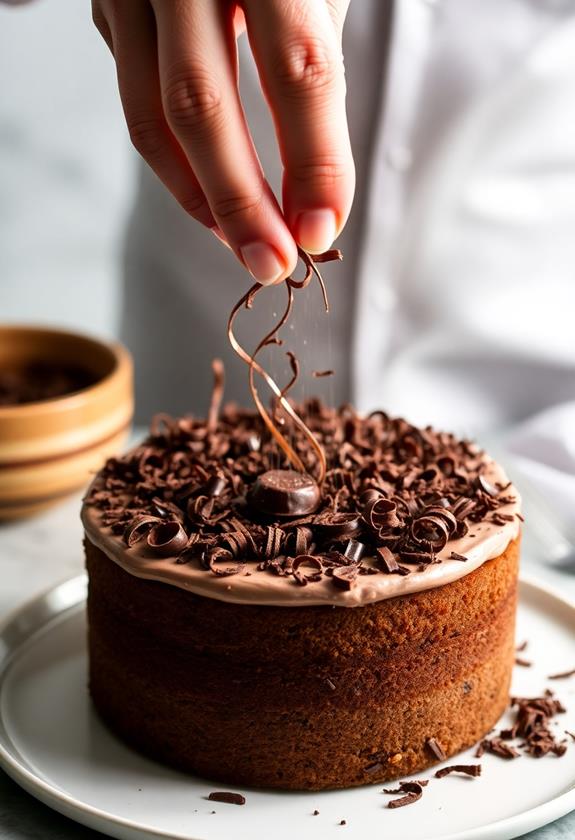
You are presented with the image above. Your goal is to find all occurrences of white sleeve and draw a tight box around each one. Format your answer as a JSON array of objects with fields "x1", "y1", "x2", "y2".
[{"x1": 499, "y1": 403, "x2": 575, "y2": 567}]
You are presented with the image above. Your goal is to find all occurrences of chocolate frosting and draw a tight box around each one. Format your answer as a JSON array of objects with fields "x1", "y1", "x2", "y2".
[{"x1": 82, "y1": 400, "x2": 521, "y2": 607}]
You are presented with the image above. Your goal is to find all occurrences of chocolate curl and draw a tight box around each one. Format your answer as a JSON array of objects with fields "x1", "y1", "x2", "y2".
[
  {"x1": 207, "y1": 358, "x2": 225, "y2": 432},
  {"x1": 228, "y1": 248, "x2": 341, "y2": 485}
]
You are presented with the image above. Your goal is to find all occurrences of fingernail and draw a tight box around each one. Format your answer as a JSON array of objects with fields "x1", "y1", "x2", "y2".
[
  {"x1": 295, "y1": 209, "x2": 337, "y2": 254},
  {"x1": 240, "y1": 242, "x2": 285, "y2": 286},
  {"x1": 210, "y1": 226, "x2": 231, "y2": 249}
]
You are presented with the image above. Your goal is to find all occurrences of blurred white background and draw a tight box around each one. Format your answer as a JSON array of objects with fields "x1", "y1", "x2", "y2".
[{"x1": 0, "y1": 0, "x2": 134, "y2": 337}]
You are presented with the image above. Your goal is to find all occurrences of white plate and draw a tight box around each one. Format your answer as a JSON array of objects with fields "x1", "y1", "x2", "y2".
[{"x1": 0, "y1": 575, "x2": 574, "y2": 840}]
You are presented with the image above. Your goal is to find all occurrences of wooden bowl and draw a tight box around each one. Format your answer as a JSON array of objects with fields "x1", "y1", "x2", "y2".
[{"x1": 0, "y1": 326, "x2": 133, "y2": 520}]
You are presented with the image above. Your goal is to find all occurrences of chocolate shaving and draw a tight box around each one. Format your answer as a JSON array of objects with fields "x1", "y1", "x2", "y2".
[
  {"x1": 313, "y1": 369, "x2": 334, "y2": 378},
  {"x1": 477, "y1": 692, "x2": 568, "y2": 760},
  {"x1": 515, "y1": 657, "x2": 532, "y2": 667},
  {"x1": 548, "y1": 667, "x2": 575, "y2": 680},
  {"x1": 426, "y1": 737, "x2": 447, "y2": 762},
  {"x1": 383, "y1": 780, "x2": 427, "y2": 809},
  {"x1": 476, "y1": 738, "x2": 520, "y2": 759},
  {"x1": 435, "y1": 764, "x2": 481, "y2": 778},
  {"x1": 207, "y1": 359, "x2": 225, "y2": 432},
  {"x1": 516, "y1": 640, "x2": 528, "y2": 652},
  {"x1": 227, "y1": 248, "x2": 341, "y2": 485},
  {"x1": 124, "y1": 515, "x2": 161, "y2": 547},
  {"x1": 292, "y1": 555, "x2": 323, "y2": 586},
  {"x1": 207, "y1": 791, "x2": 245, "y2": 805},
  {"x1": 147, "y1": 521, "x2": 188, "y2": 556},
  {"x1": 331, "y1": 565, "x2": 358, "y2": 591},
  {"x1": 449, "y1": 551, "x2": 468, "y2": 562}
]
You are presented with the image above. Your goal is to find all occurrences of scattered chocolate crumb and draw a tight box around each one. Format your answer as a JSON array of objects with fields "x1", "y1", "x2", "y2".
[
  {"x1": 548, "y1": 667, "x2": 575, "y2": 680},
  {"x1": 435, "y1": 764, "x2": 481, "y2": 778},
  {"x1": 339, "y1": 819, "x2": 347, "y2": 825},
  {"x1": 383, "y1": 780, "x2": 427, "y2": 809},
  {"x1": 477, "y1": 692, "x2": 568, "y2": 760},
  {"x1": 208, "y1": 791, "x2": 246, "y2": 805},
  {"x1": 210, "y1": 810, "x2": 216, "y2": 814},
  {"x1": 516, "y1": 640, "x2": 528, "y2": 652},
  {"x1": 449, "y1": 551, "x2": 468, "y2": 562},
  {"x1": 313, "y1": 809, "x2": 320, "y2": 816},
  {"x1": 515, "y1": 657, "x2": 532, "y2": 667},
  {"x1": 426, "y1": 737, "x2": 447, "y2": 762}
]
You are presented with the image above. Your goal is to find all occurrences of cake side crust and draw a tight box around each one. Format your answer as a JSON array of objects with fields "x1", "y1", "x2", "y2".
[{"x1": 86, "y1": 535, "x2": 518, "y2": 790}]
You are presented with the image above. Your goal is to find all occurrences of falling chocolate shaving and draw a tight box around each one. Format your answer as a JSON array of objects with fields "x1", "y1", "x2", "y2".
[
  {"x1": 227, "y1": 248, "x2": 341, "y2": 485},
  {"x1": 313, "y1": 369, "x2": 334, "y2": 378},
  {"x1": 516, "y1": 640, "x2": 528, "y2": 652},
  {"x1": 435, "y1": 764, "x2": 481, "y2": 778},
  {"x1": 515, "y1": 657, "x2": 532, "y2": 667},
  {"x1": 207, "y1": 359, "x2": 225, "y2": 432},
  {"x1": 426, "y1": 737, "x2": 447, "y2": 762},
  {"x1": 548, "y1": 667, "x2": 575, "y2": 680},
  {"x1": 207, "y1": 791, "x2": 246, "y2": 805}
]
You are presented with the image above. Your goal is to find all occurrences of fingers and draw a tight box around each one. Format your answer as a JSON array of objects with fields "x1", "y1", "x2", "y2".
[
  {"x1": 93, "y1": 0, "x2": 215, "y2": 228},
  {"x1": 151, "y1": 0, "x2": 298, "y2": 285},
  {"x1": 243, "y1": 0, "x2": 355, "y2": 254}
]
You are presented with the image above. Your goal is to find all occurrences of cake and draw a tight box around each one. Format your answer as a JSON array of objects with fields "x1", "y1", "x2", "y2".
[{"x1": 82, "y1": 397, "x2": 521, "y2": 791}]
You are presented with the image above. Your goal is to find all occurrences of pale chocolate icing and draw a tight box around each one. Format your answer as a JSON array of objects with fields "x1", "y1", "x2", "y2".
[{"x1": 82, "y1": 449, "x2": 520, "y2": 608}]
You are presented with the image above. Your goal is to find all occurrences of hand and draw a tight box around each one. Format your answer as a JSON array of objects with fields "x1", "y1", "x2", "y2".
[{"x1": 92, "y1": 0, "x2": 355, "y2": 285}]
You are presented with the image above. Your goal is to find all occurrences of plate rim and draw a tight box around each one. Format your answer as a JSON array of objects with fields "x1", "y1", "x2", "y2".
[{"x1": 0, "y1": 572, "x2": 574, "y2": 840}]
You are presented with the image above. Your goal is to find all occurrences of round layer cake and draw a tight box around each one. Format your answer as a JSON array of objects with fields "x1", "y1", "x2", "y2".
[{"x1": 82, "y1": 401, "x2": 521, "y2": 790}]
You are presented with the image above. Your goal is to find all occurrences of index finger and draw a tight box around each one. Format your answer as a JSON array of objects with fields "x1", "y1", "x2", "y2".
[{"x1": 243, "y1": 0, "x2": 355, "y2": 254}]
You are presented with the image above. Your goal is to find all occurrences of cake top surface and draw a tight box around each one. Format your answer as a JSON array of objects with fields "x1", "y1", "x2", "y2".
[{"x1": 82, "y1": 399, "x2": 521, "y2": 607}]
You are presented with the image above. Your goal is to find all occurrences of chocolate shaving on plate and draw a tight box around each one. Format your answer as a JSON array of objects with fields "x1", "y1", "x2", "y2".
[
  {"x1": 514, "y1": 657, "x2": 532, "y2": 667},
  {"x1": 383, "y1": 780, "x2": 427, "y2": 809},
  {"x1": 477, "y1": 692, "x2": 568, "y2": 760},
  {"x1": 435, "y1": 764, "x2": 481, "y2": 778},
  {"x1": 548, "y1": 667, "x2": 575, "y2": 680},
  {"x1": 207, "y1": 791, "x2": 246, "y2": 805}
]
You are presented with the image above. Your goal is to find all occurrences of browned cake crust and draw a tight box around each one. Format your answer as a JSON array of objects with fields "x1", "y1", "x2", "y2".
[{"x1": 86, "y1": 535, "x2": 519, "y2": 790}]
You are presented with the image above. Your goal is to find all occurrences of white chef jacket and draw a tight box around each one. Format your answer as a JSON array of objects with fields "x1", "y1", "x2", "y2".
[{"x1": 120, "y1": 0, "x2": 575, "y2": 536}]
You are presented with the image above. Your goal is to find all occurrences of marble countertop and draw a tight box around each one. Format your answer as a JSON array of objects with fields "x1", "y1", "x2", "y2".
[{"x1": 1, "y1": 492, "x2": 574, "y2": 840}]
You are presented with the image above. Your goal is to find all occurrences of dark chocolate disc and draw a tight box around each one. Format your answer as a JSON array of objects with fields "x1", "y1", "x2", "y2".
[{"x1": 249, "y1": 469, "x2": 320, "y2": 517}]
